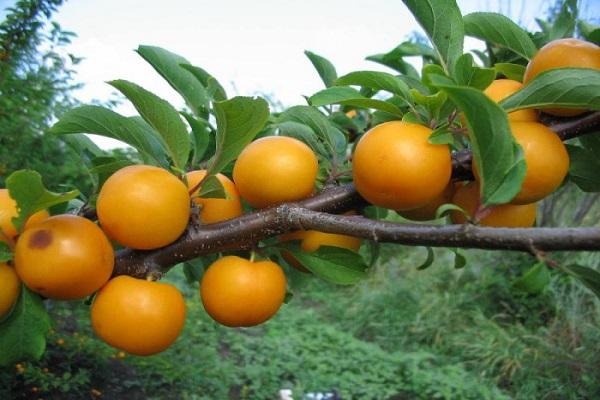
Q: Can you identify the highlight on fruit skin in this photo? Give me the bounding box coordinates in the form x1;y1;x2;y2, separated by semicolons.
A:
96;164;191;250
186;170;243;224
14;214;114;300
483;79;538;122
200;255;287;327
91;276;187;356
352;121;452;211
232;136;318;209
450;182;537;228
0;262;21;319
279;230;362;273
523;38;600;116
0;188;49;241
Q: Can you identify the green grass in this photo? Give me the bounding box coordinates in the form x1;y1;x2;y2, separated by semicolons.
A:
2;245;600;399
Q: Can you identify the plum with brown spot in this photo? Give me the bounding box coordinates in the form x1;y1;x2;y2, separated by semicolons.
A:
28;229;53;249
15;215;114;300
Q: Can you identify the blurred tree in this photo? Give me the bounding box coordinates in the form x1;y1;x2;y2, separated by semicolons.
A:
0;0;91;191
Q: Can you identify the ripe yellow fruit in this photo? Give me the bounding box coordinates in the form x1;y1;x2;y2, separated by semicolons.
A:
97;165;190;250
186;170;243;224
232;136;318;208
523;38;600;116
279;230;362;273
484;79;537;122
14;215;114;300
451;182;537;227
472;121;569;204
0;189;49;241
91;276;186;356
0;263;20;319
200;256;287;327
352;121;452;210
510;122;569;204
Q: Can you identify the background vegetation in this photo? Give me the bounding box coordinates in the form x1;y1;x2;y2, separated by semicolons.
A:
2;243;600;399
1;0;600;399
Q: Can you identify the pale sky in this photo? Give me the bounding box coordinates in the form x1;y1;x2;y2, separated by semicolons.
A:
5;0;599;148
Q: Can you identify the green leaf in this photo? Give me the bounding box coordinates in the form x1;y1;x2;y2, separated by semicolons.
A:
181;258;211;284
436;203;466;220
453;54;475;85
565;145;600;192
421;64;448;90
136;45;210;115
59;133;105;159
463;12;537;60
579;21;600;46
428;127;454;145
179;64;227;102
47;105;166;165
431;75;525;206
453;54;495;90
538;0;577;41
562;264;600;299
416;247;435;270
579;134;600;153
109;80;191;171
412;89;448;117
469;68;496;91
401;0;464;73
0;242;12;262
362;206;389;220
89;156;133;189
335;71;411;101
486;147;527;204
366;41;436;77
282;243;368;285
494;63;526;82
209;96;270;175
276;121;328;156
196;174;228;199
471;49;490;66
452;249;466;269
401;112;422;124
501;68;600;113
0;288;51;366
304;50;338;88
182;113;214;166
513;262;551;294
6;170;79;233
309;87;404;117
398;75;431;95
277;106;346;156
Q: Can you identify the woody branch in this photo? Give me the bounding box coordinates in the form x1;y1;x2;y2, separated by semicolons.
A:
113;111;600;278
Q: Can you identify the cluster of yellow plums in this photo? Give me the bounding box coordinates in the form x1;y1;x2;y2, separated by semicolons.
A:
358;38;599;227
0;37;598;356
0;135;346;356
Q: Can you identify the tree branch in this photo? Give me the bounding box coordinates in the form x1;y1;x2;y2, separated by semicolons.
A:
113;112;600;278
113;184;600;278
113;184;366;277
543;111;600;141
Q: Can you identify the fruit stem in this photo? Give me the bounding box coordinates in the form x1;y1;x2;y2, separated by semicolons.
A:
146;270;162;282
